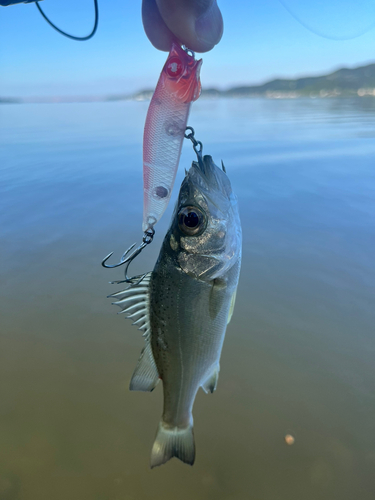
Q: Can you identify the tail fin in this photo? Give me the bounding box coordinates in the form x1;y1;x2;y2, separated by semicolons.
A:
150;421;195;468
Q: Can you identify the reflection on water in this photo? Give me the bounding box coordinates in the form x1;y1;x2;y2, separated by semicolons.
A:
1;98;375;499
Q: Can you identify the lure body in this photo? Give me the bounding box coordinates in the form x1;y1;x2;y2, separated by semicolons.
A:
142;43;202;232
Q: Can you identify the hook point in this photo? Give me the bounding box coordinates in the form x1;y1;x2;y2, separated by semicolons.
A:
102;252;114;268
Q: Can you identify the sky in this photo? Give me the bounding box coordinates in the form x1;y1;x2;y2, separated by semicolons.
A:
1;0;375;97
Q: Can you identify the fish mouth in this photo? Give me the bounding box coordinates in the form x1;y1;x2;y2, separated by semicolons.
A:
186;155;234;207
191;155;225;188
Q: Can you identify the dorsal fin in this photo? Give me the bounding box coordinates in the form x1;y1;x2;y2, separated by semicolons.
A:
109;273;152;341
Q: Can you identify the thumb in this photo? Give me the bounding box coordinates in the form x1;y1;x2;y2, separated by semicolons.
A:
155;0;223;53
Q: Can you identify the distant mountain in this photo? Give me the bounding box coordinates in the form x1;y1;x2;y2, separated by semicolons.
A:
0;97;21;104
130;62;375;101
222;63;375;98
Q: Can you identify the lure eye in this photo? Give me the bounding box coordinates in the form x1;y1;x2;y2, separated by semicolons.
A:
153;185;169;199
165;56;184;78
178;206;206;236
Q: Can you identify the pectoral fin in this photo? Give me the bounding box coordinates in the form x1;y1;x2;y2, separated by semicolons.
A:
201;365;220;394
227;287;237;324
208;278;227;320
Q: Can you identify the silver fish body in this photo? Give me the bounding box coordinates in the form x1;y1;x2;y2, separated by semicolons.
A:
112;155;241;467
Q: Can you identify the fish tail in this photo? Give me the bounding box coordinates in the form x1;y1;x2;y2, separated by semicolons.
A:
150;420;195;468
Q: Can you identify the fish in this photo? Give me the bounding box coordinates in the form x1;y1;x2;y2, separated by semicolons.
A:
142;42;202;233
110;154;242;467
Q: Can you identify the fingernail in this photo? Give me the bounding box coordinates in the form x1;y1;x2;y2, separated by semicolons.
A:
195;1;223;47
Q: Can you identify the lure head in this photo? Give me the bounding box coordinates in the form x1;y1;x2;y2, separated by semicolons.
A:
162;42;202;103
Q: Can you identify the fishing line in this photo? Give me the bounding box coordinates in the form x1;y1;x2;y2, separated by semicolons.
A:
278;0;375;40
35;0;98;41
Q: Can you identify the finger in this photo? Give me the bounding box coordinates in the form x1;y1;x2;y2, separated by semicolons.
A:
156;0;223;52
143;0;223;53
142;0;176;51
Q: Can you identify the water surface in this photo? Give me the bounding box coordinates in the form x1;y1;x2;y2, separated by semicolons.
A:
1;98;375;499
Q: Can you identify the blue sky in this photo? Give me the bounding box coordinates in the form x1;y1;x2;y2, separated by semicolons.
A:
1;0;375;97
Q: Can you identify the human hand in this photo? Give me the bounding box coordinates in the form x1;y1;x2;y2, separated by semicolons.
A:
142;0;223;53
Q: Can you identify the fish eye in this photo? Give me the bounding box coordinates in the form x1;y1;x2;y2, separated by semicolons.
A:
178;206;206;236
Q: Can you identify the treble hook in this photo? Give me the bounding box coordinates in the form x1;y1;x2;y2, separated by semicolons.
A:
101;227;154;285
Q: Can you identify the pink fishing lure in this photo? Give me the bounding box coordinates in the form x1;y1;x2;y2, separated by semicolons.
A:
142;42;202;232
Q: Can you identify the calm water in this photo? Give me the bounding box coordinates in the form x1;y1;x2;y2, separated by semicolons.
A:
0;98;375;499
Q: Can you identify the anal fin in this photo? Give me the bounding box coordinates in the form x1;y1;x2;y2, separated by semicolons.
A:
129;342;159;392
201;365;220;394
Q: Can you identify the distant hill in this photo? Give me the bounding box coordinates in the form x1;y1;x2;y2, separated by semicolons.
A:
0;97;21;104
131;62;375;101
221;63;375;98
